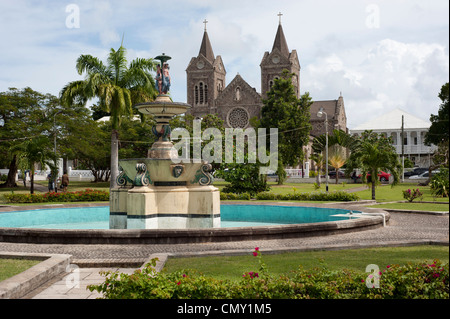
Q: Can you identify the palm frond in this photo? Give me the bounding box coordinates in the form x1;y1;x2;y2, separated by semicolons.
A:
107;46;128;84
59;80;88;107
76;54;111;78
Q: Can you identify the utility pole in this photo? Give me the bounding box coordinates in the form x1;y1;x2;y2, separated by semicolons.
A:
401;115;404;182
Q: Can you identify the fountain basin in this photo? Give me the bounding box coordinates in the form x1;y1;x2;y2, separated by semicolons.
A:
0;203;389;244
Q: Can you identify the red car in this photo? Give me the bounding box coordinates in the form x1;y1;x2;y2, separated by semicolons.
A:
365;171;391;182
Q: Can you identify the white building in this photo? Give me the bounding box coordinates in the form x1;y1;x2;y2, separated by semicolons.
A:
350;108;437;168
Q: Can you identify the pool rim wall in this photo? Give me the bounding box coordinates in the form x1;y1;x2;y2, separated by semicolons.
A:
0;202;389;245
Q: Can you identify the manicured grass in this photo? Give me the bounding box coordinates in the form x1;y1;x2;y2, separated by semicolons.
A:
372;202;449;212
163;245;449;281
34;180;110;192
355;183;448;203
0;258;41;282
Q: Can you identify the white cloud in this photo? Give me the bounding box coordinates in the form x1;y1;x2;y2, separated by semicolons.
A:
0;0;448;130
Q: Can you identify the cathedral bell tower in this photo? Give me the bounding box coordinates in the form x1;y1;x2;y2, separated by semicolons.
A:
260;13;300;99
186;20;226;118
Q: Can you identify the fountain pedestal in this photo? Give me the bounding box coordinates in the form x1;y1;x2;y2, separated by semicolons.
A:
110;157;220;229
109;84;220;229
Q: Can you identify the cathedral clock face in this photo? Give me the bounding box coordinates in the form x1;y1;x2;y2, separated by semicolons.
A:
272;55;280;64
196;61;205;69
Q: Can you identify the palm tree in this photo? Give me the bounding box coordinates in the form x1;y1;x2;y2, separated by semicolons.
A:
310;153;324;187
60;45;157;188
328;145;347;184
347;131;402;200
11;137;57;194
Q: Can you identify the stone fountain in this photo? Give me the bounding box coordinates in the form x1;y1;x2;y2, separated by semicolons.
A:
109;54;220;229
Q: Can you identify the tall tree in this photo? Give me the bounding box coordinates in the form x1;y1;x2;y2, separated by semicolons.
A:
259;70;312;184
312;129;358;154
60;45;158;188
425;82;449;146
10;136;57;194
328;146;347;184
0;87;53;188
347;131;402;200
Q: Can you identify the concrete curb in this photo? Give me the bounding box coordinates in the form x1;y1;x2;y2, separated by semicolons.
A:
163;239;449;258
0;252;72;299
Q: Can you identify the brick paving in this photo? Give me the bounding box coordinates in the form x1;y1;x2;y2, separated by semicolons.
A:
1;208;448;299
1;212;448;260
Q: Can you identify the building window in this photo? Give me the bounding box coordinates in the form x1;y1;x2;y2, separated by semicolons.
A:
199;82;204;104
195;81;208;106
227;107;249;128
194;85;199;105
235;87;241;101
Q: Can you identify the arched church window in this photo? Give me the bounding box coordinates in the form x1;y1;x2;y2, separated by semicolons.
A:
194;85;199;105
235;87;241;101
204;84;208;103
199;82;204;104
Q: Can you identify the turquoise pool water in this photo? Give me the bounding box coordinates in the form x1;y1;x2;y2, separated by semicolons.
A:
0;205;359;229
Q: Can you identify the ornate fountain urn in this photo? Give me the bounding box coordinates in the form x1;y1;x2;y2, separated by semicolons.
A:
109;54;220;230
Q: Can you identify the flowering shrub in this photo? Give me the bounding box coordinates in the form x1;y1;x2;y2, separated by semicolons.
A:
402;188;423;202
430;168;449;198
3;189;109;203
88;248;448;299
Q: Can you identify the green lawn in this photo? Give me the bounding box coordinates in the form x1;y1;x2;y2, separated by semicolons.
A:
355;183;448;203
163;246;449;281
0;258;41;282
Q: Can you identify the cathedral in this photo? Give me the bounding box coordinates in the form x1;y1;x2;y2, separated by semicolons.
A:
185;17;348;170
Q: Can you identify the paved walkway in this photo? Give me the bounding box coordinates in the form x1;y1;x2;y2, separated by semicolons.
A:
0;210;448;299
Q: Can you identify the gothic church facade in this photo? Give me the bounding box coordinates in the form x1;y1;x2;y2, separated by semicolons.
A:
186;19;348;167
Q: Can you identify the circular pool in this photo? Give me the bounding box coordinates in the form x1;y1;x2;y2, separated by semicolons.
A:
0;203;388;244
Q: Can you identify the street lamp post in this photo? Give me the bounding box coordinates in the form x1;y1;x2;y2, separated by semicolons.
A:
53;110;63;192
317;107;329;193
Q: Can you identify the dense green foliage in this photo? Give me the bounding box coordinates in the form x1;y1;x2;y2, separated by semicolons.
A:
88;251;448;299
430;167;449;197
220;190;358;201
217;159;270;195
254;190;359;201
425;82;449;146
259;70;312;183
346;131;402;200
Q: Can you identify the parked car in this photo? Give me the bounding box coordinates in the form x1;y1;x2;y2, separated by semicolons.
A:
404;167;428;177
363;171;391;182
328;170;346;178
409;170;440;179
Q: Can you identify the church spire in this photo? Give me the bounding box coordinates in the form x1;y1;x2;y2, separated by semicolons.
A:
271;13;289;58
199;20;215;63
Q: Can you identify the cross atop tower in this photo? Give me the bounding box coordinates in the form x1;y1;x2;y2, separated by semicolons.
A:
277;12;283;25
203;19;208;31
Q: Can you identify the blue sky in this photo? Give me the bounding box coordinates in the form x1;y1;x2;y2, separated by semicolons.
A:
0;0;448;129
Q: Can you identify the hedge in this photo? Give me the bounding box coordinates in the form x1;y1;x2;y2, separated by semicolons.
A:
3;189;109;203
88;249;448;299
220;190;359;202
